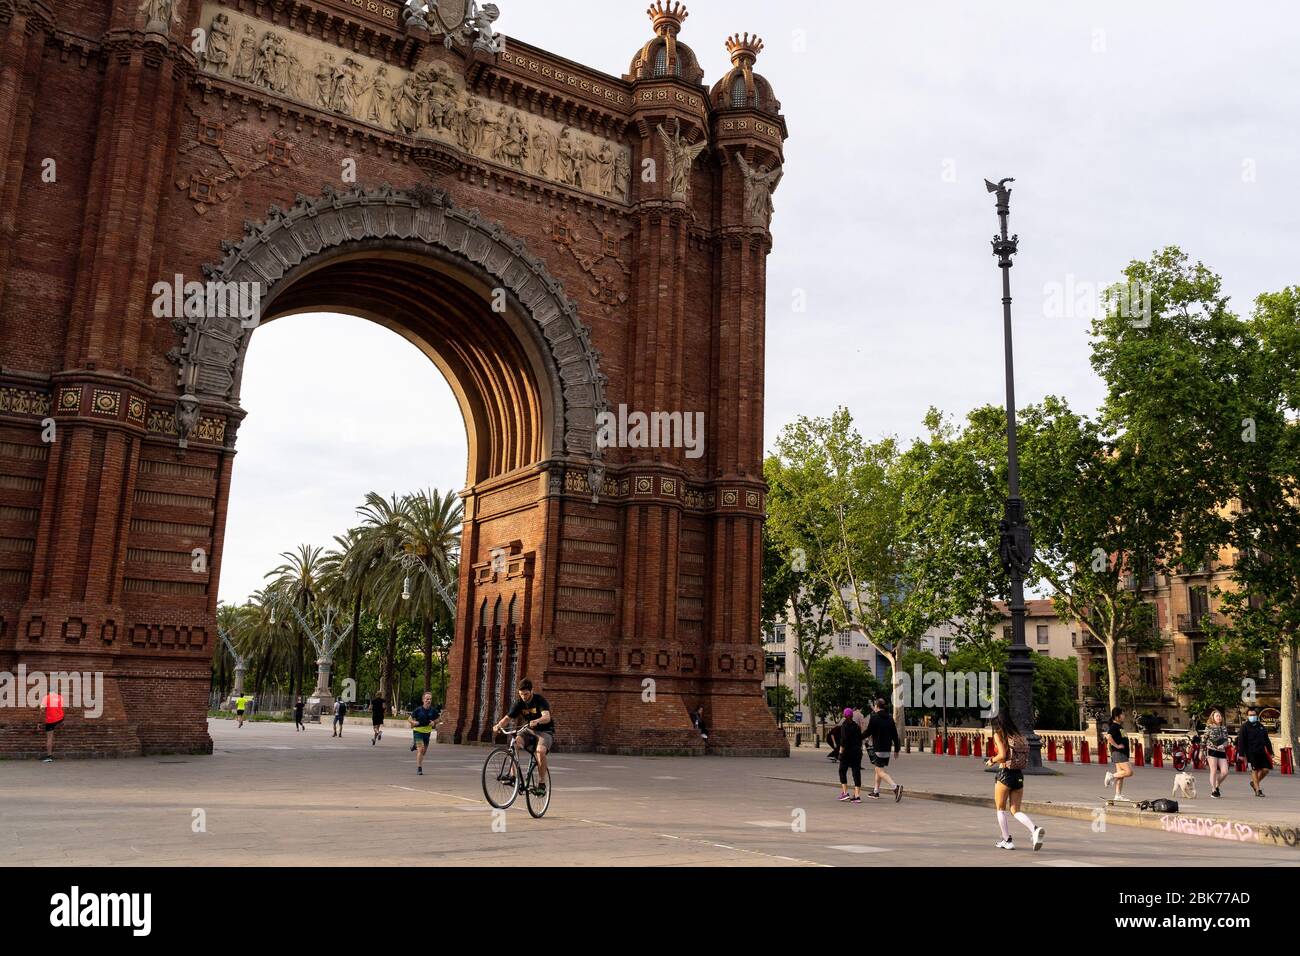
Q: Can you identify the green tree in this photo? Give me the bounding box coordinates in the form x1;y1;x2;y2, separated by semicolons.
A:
1173;640;1264;726
808;656;883;725
264;544;325;700
767;684;796;724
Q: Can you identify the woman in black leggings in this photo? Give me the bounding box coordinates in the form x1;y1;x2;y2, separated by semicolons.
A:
836;708;864;804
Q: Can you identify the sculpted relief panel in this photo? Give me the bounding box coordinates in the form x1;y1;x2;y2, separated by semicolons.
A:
199;4;632;203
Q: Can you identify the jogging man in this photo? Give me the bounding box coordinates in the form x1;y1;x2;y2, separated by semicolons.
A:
293;697;305;732
332;698;347;737
235;693;250;728
371;693;386;745
409;691;438;775
865;698;903;801
40;690;65;763
1103;707;1133;800
492;678;554;791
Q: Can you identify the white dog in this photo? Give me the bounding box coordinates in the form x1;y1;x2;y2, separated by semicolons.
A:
1172;772;1197;799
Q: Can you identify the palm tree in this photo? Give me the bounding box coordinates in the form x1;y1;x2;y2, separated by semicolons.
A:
397;488;463;696
264;544;325;700
354;493;408;706
240;590;294;703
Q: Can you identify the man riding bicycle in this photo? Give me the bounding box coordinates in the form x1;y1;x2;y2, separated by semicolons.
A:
492;678;554;792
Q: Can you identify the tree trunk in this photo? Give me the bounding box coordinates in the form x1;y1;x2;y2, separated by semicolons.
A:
884;649;904;731
348;590;362;686
1280;634;1296;752
380;618;399;709
422;617;433;694
1105;639;1119;713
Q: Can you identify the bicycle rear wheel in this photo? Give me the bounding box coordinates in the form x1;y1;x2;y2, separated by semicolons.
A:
525;761;552;818
482;747;520;809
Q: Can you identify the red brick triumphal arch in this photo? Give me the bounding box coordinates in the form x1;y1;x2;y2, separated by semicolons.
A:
0;0;789;756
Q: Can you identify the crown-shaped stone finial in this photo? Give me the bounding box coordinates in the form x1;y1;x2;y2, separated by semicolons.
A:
726;32;764;66
647;1;688;37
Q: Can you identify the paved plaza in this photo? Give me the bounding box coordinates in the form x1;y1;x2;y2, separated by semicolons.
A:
0;719;1295;867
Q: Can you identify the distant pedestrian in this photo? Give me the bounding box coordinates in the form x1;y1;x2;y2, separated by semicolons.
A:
691;706;708;740
235;694;250;728
985;710;1044;851
1237;706;1274;798
865;698;903;801
40;690;64;763
331;698;346;737
409;691;437;775
1103;707;1133;801
293;697;305;732
825;720;842;761
371;694;386;745
836;708;864;803
1202;707;1230;798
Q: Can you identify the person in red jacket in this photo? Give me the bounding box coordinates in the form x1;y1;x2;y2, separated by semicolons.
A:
41;690;65;763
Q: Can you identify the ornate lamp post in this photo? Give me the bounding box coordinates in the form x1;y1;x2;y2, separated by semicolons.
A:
985;177;1044;771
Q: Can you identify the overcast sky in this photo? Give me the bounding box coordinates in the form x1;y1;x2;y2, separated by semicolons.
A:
218;1;1300;604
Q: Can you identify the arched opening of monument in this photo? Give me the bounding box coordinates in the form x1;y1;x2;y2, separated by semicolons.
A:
216;240;561;731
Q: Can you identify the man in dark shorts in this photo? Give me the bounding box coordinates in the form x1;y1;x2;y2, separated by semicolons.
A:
234;693;250;728
1237;706;1275;797
331;698;347;737
1103;707;1133;801
293;697;305;732
492;678;554;791
409;692;437;775
41;690;64;763
371;694;385;745
865;698;903;801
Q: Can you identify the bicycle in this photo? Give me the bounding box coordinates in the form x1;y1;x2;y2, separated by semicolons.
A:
1170;734;1203;772
481;727;552;818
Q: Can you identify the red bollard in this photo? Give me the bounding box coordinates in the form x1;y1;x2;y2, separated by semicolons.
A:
1065;740;1074;763
1153;743;1163;768
1098;740;1108;763
1082;740;1091;763
934;735;942;754
947;735;957;756
959;736;970;757
1134;741;1144;767
972;737;983;758
1047;738;1057;762
1281;747;1294;775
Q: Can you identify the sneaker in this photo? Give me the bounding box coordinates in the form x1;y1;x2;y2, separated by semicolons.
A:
894;785;904;803
1031;826;1045;851
1103;771;1114;787
41;755;54;763
996;838;1015;850
371;737;376;746
410;742;417;752
849;796;862;804
1257;789;1265;798
837;792;852;802
867;790;880;800
1211;788;1221;798
417;766;423;775
1114;794;1133;802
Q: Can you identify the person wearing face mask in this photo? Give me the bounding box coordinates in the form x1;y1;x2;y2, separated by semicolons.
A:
1236;706;1274;797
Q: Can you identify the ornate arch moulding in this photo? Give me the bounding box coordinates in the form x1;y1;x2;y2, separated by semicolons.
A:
170;183;609;493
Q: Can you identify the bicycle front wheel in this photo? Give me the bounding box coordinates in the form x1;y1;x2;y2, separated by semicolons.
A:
482;747;520;809
525;762;552;818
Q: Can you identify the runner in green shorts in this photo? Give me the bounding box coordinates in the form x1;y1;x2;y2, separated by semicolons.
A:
408;691;437;776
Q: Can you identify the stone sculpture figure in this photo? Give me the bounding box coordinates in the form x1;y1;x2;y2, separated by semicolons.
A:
465;2;505;54
557;127;582;188
392;76;423;134
532;123;556;178
232;26;257;82
657;118;708;203
593;141;615;197
250;32;276;89
315;54;337;109
286;53;305;100
459;97;486;152
404;0;431;31
735;152;783;227
139;0;179;31
362;66;392;126
271;36;290;94
613;149;631;202
204;13;233;75
499;110;529;169
332;58;363;114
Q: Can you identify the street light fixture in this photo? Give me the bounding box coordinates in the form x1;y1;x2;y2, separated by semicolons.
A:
985;176;1045;771
940;650;949;750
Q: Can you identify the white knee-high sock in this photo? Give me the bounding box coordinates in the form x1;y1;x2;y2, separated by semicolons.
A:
1013;811;1036;833
996;810;1011;840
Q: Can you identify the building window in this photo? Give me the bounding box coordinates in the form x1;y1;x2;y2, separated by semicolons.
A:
492;596;503;627
1036;625;1049;645
731;75;747;107
1139;657;1159;688
653;48;683;78
838;633;851;649
775;625;785;645
508;594;519;626
1003;625;1012;641
939;637;954;656
479;599;488;628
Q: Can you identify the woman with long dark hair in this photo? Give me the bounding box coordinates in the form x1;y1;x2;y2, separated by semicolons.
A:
984;710;1044;851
